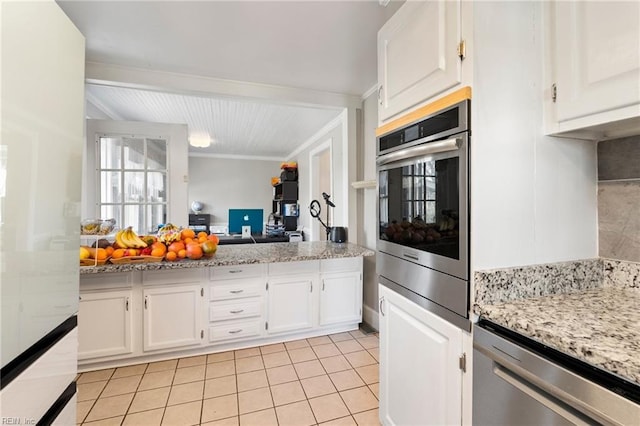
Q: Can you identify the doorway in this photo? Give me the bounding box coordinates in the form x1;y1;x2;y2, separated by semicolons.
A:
310;139;332;241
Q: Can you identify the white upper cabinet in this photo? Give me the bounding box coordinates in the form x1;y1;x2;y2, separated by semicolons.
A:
378;0;462;123
545;0;640;140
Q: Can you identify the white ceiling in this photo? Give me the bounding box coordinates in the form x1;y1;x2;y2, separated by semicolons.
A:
58;1;404;158
86;84;343;158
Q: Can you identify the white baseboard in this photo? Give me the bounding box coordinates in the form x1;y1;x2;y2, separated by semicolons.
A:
363;304;379;331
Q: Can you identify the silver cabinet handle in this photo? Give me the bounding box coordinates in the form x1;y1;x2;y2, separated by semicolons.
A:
229;289;244;294
322;280;325;291
228;269;243;274
144;296;148;309
310;282;313;293
228;329;243;334
378;85;383;105
125;297;129;311
229;309;244;314
379;296;385;316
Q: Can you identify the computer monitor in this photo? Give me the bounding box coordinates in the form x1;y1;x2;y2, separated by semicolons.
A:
228;209;264;235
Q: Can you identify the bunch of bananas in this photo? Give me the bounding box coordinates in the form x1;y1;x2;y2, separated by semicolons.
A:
115;227;148;249
157;223;181;243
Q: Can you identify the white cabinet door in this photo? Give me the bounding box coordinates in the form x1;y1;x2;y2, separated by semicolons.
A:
266;276;315;334
143;285;202;352
319;272;362;326
551;1;640;132
378;0;461;122
378;285;463;426
78;290;132;360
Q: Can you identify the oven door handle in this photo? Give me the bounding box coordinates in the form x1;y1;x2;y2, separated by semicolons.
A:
376;138;460;166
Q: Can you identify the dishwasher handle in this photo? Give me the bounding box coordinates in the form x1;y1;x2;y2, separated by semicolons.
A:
492;363;592;425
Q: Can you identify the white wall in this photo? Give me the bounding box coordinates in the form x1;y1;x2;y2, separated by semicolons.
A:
360;92;380;326
293;122;345;239
470;1;598;271
188;156;280;228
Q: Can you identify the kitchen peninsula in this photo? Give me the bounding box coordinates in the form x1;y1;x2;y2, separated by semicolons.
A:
78;242;374;371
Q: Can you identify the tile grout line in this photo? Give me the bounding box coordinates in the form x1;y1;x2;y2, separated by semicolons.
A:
80;332;379;426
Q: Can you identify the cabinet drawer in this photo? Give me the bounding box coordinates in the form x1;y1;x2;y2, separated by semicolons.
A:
142;268;203;286
80;272;132;291
268;260;319;276
321;257;362;273
210;264;265;281
209;298;263;322
210;279;264;301
209;318;262;342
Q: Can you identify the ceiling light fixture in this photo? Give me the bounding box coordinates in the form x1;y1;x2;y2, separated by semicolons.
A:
189;133;211;148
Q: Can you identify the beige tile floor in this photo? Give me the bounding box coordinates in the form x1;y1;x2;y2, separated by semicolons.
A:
76;330;380;426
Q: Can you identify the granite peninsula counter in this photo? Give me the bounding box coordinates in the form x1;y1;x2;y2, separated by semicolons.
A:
80;241;375;274
78;241;374;369
474;258;640;387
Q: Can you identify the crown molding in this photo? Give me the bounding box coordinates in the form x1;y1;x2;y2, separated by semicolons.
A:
361;83;379;101
189;152;282;162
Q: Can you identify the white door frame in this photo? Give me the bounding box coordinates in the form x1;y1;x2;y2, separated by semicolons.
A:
308;139;333;241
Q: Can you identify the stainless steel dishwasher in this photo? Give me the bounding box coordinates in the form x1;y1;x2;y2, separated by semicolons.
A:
473;321;640;426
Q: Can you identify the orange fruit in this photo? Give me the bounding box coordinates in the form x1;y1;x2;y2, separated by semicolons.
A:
105;246;115;256
207;234;219;244
165;251;177;261
201;241;217;256
111;248;126;259
198;235;207;243
197;231;208;240
151;242;167;254
183;237;194;245
168;241;185;253
150;247;165;257
177;249;187;259
181;229;196;240
186;244;203;260
88;247;108;260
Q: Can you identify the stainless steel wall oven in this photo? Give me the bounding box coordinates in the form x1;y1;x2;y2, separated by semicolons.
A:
377;99;470;330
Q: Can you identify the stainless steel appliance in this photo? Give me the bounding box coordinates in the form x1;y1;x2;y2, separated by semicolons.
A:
377;99;470;330
473;321;640;425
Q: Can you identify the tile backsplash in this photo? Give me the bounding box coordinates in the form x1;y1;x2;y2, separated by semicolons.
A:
598;136;640;262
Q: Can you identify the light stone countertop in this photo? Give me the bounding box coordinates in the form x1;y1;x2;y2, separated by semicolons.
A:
79;241;374;275
474;259;640;386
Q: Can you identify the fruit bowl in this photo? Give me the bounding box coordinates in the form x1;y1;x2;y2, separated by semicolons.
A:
81;218;116;235
110;255;164;264
80;257;110;266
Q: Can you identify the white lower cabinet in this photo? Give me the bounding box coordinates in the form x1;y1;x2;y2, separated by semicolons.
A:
319;272;361;326
143;285;203;352
78;290;133;360
78;257;364;368
378;285;463;426
266;275;315;334
207;273;266;343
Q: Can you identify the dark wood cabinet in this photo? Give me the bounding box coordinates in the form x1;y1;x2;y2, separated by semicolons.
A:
272;182;298;231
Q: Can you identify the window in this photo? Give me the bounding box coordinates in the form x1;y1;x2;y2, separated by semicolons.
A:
97;135;168;234
402;162;436;223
